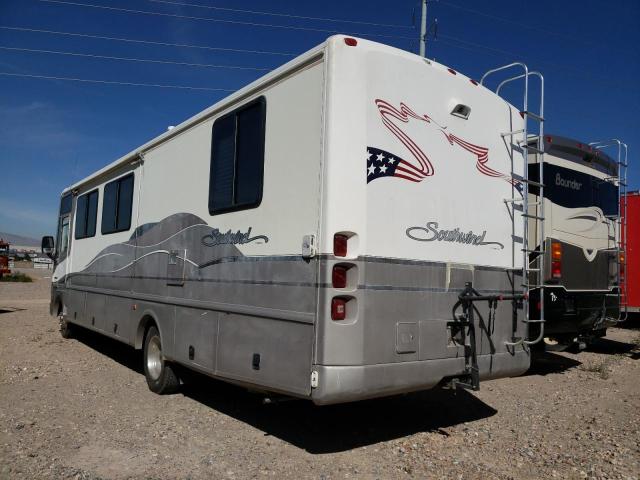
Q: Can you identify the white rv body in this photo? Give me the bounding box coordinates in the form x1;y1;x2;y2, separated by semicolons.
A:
49;36;529;404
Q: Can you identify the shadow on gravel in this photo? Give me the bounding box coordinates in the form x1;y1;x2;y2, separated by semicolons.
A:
72;326;497;454
526;351;582;376
587;337;640;359
73;327;144;375
183;377;497;454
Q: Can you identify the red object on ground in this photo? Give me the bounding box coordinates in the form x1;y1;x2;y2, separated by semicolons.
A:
622;192;640;312
0;239;11;277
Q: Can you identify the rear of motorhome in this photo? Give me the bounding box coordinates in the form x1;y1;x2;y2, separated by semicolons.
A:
44;36;539;404
526;136;626;348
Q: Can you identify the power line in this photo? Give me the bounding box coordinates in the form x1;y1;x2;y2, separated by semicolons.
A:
438;0;597;47
0;71;235;91
146;0;413;29
435;36;634;91
0;45;271;71
0;26;297;56
36;0;415;40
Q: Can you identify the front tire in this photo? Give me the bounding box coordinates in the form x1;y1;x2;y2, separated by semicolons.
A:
143;325;180;394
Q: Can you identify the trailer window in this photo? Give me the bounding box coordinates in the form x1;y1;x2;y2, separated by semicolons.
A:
75;189;99;239
209;97;265;214
101;173;135;234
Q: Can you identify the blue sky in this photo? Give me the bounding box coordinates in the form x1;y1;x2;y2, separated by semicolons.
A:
1;0;638;238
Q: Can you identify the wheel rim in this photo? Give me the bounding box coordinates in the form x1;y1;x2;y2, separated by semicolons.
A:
147;335;163;380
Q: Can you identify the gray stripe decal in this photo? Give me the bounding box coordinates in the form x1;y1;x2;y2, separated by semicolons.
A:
65;273;515;295
65;284;315;325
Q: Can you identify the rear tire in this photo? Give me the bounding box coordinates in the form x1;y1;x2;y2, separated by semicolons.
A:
59;316;75;339
143;325;180;394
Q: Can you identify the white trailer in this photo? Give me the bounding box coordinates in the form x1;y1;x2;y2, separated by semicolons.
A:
43;36;539;404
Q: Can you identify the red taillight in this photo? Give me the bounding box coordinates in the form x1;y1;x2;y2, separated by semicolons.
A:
331;298;346;320
447;68;457;75
551;242;562;279
332;265;348;288
334;234;348;257
551;261;562;279
536;301;541;311
469;79;478;85
620;254;626;281
344;37;357;46
545;135;552;143
519;111;525;119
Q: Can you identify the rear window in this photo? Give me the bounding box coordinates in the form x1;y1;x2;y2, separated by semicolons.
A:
75;189;99;239
208;97;266;214
101;173;135;234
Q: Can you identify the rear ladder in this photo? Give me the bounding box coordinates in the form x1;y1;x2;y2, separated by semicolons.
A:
480;63;546;347
588;139;629;322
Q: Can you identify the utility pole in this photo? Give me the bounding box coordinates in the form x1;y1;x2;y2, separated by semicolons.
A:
419;0;428;57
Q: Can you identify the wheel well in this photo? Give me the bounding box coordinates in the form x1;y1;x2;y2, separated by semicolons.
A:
135;315;157;350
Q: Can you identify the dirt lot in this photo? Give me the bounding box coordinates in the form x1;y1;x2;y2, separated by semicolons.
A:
1;269;639;479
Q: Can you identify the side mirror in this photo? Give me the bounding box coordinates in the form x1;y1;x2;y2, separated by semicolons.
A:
42;236;55;258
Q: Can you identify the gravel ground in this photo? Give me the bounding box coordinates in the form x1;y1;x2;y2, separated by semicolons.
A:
1;269;639;479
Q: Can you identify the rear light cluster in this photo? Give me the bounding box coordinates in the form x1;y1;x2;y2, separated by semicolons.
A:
331;233;355;321
620;253;626;282
551;241;562;279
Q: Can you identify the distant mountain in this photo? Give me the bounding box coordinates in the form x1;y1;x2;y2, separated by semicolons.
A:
0;232;40;247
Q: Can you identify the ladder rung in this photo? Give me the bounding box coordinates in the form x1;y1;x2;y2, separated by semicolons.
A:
525;268;541;272
524;319;545;324
522;284;544;288
501;129;525;137
521;111;544;122
511;174;544;188
522;213;545;220
522;144;544;154
522;248;545;253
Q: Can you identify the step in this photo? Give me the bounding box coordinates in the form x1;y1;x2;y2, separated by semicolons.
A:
521;111;544;122
501;128;525;137
511;173;544;188
522;213;545;220
521;144;544;154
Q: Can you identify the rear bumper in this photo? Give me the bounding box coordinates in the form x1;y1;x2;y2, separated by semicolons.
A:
310;350;530;405
529;286;619;339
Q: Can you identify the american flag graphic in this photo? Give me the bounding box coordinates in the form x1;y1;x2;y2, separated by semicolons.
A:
367;147;417;183
369;98;522;192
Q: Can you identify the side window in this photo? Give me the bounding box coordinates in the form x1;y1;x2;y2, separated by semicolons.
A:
56;193;72;258
101;173;135;234
208;97;266;214
75;189;99;239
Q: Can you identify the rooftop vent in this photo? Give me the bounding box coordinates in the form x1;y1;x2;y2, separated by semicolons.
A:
450;104;471;120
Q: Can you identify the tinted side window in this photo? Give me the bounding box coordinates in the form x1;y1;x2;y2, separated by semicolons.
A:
209;115;236;211
117;175;134;231
60;193;72;215
102;181;118;233
102;173;135;234
75;194;88;239
208;97;265;214
76;190;99;239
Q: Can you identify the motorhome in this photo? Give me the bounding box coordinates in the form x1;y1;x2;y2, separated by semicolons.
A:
43;36;542;404
526;136;627;349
